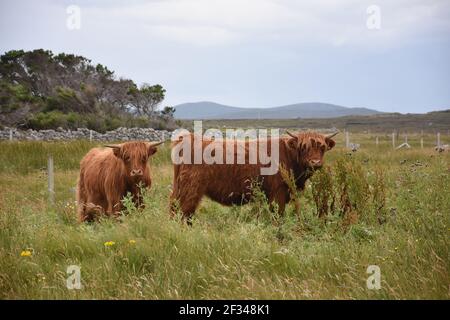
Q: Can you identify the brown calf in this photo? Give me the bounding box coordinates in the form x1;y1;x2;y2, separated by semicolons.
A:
76;141;163;222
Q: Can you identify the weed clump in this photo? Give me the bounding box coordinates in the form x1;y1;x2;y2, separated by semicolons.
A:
309;156;387;226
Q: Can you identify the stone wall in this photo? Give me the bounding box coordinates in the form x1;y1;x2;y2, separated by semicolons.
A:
1;126;341;142
0;127;171;142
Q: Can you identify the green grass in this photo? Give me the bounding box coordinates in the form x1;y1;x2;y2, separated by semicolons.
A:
0;135;449;299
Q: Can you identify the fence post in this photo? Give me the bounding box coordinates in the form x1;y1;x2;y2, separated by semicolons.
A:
48;156;54;205
375;136;379;147
9;129;13;141
437;132;441;147
345;131;350;148
392;132;395;149
89;130;93;142
420;137;424;149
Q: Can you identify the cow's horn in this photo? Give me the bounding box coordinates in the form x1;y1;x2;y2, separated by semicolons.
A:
326;131;339;139
148;141;164;147
104;144;120;149
286;130;297;139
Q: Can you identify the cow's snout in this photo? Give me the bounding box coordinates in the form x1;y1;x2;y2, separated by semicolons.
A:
308;159;322;168
130;169;143;176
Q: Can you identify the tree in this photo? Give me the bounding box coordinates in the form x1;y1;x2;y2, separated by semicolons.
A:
161;106;176;118
0;81;38;126
0;49;172;130
128;83;166;119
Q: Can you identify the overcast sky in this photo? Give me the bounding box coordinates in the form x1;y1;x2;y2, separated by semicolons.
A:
1;0;449;113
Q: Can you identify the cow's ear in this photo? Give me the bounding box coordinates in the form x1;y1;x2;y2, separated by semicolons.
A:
147;141;163;157
112;147;121;157
286;137;297;150
105;145;122;158
325;138;336;150
148;147;157;156
148;146;158;156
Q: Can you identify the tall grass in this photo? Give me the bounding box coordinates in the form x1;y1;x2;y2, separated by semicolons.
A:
0;136;448;299
0;140;172;174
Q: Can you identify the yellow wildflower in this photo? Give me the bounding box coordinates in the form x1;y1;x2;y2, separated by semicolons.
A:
104;241;115;247
129;240;136;245
21;250;32;257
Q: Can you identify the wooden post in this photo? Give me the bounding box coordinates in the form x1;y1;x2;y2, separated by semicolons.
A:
89;130;93;142
392;132;395;149
48;156;54;205
375;136;379;147
9;129;13;141
405;133;408;144
420;137;424;149
437;132;441;147
345;131;350;148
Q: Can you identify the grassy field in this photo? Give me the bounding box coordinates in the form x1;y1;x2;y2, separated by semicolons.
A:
0;133;449;299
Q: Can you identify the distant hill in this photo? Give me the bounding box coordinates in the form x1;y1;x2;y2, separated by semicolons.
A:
199;109;450;133
174;101;382;119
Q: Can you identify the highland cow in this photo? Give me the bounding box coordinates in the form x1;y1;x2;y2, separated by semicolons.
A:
77;141;163;222
169;131;337;224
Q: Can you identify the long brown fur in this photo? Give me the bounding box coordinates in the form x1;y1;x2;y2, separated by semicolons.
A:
76;141;160;222
169;131;336;223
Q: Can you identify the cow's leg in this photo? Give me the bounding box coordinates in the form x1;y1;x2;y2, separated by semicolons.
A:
105;192;122;218
83;203;103;222
268;190;288;216
171;178;205;225
77;174;104;222
107;201;122;218
180;191;205;225
83;193;106;222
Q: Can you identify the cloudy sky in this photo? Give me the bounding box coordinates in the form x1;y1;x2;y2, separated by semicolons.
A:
1;0;449;113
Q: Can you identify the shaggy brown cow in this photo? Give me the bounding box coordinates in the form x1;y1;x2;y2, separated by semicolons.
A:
77;141;163;222
170;131;337;223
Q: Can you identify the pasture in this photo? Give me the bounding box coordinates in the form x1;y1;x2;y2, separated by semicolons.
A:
0;133;449;299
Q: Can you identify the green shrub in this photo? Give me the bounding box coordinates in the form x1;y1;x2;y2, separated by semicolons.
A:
309;156;386;226
27;111;68;130
310;166;334;218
